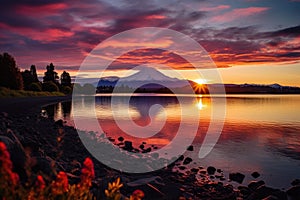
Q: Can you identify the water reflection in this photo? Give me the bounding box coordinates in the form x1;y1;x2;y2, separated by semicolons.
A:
44;95;300;188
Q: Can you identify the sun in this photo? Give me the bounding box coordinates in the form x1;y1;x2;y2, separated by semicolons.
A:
194;78;207;85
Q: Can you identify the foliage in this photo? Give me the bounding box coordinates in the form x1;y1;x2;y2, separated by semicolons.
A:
61;86;72;94
61;71;72;87
22;65;39;90
42;81;59;92
43;63;59;84
0;87;64;97
28;82;42;92
0;141;145;200
0;52;23;90
105;177;123;200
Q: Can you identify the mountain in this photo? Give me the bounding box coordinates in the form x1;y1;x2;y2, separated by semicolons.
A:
95;67;300;94
119;67;179;82
96;67;190;92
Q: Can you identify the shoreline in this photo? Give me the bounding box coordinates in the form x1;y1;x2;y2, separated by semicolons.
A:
0;96;299;199
0;95;72;115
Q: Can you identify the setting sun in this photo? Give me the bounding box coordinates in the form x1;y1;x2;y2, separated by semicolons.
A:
194;79;207;85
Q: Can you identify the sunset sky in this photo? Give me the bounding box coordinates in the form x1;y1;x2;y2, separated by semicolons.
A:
1;0;300;86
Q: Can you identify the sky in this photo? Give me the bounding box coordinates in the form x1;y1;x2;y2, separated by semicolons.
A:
1;0;300;86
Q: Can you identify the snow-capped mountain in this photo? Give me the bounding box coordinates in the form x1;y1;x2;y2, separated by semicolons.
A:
97;67;189;89
119;67;179;82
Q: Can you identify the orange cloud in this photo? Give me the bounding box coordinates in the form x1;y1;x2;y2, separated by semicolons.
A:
145;15;166;20
0;23;74;42
16;3;67;15
200;5;231;12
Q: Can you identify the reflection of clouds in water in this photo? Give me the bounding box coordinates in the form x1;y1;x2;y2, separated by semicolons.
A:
264;127;300;161
46;95;300;186
129;96;178;119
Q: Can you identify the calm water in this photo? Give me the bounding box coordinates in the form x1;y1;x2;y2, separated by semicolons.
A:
44;94;300;188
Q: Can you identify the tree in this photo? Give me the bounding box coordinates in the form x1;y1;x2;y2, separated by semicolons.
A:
43;63;59;84
28;82;42;92
22;65;40;90
0;53;23;90
30;65;39;82
60;71;71;87
42;81;59;92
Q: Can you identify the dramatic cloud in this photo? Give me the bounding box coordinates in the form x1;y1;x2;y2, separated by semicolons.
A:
0;0;299;74
210;7;270;23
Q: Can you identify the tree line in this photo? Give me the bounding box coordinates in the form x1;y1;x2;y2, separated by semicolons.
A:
0;52;72;94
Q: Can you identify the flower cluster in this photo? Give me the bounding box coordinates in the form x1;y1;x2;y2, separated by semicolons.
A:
36;175;46;191
51;171;69;195
129;190;145;200
80;157;95;187
0;141;19;190
0;142;145;200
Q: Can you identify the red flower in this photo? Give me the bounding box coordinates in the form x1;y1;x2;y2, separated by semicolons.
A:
36;175;46;190
0;142;10;161
0;142;19;186
80;157;95;187
131;189;145;200
82;157;95;178
52;171;69;195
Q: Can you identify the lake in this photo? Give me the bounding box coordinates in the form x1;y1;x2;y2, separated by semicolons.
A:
44;94;300;188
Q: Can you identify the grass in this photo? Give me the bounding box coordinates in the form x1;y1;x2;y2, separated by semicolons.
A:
0;87;65;98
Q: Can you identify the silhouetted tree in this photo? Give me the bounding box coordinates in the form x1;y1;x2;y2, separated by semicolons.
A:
42;81;59;92
60;71;71;87
0;53;23;90
22;65;40;90
43;63;59;84
28;82;42;92
30;65;39;82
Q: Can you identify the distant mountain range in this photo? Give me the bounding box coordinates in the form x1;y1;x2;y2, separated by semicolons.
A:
86;67;300;94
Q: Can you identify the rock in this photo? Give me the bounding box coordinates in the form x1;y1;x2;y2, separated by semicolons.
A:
287;185;300;200
142;147;151;153
1;112;8;117
117;136;124;142
183;157;192;165
207;166;216;175
178;166;186;170
291;179;300;186
190;168;199;173
248;180;265;190
139;144;145;149
187;145;194;151
177;155;184;161
262;195;279;200
229;172;245;184
238;186;251;196
108;137;115;142
123;141;133;151
217;169;223;173
251;171;260;178
248;185;287;200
